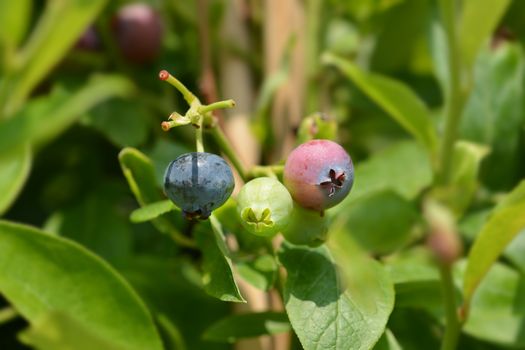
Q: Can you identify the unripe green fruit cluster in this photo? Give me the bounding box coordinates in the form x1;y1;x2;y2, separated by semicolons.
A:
163;139;354;246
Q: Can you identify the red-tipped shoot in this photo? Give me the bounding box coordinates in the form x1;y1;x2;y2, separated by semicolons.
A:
159;70;170;81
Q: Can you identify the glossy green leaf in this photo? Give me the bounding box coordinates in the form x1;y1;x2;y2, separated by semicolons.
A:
3;0;108;115
459;0;511;67
333;141;432;215
323;53;438;153
130;200;178;223
464;180;525;305
0;144;31;215
0;0;31;50
0;220;163;350
457;261;525;347
118;147;193;247
236;254;277;291
460;43;525;190
340;190;420;254
279;242;394;350
194;216;245;303
0;75;135;151
203;312;290;343
19;311;124;350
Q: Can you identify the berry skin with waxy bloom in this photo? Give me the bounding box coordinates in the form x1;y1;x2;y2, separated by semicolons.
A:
164;152;234;220
236;177;293;237
284;139;354;212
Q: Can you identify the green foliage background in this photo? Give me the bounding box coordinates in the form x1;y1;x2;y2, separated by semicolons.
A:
1;0;525;349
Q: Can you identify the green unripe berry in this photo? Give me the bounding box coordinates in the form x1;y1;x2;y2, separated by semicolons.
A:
282;205;329;246
296;112;338;145
237;177;293;237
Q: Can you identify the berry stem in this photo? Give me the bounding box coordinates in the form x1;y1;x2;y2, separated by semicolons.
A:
249;165;284;179
159;70;199;106
439;264;461;350
198;99;236;114
195;122;205;153
208;125;248;182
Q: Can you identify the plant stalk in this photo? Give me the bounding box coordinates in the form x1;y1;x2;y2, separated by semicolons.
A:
437;0;464;185
208;125;248;182
440;264;461;350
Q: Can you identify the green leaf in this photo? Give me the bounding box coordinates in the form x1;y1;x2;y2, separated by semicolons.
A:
339;190;420;254
372;329;402;350
84;98;150;148
505;229;525;273
459;0;511;67
0;75;135;151
49;184;133;266
120;256;230;350
236;254;278;291
323;53;438;154
432;141;489;217
0;220;163;350
0;0;31;50
333;141;432;215
203;312;290;343
384;248;441;310
130;200;178;223
460;43;525;190
194;216;245;303
463;180;525;305
118;147;193;247
19;311;124;350
457;261;525;347
3;0;108;115
279;242;394;350
0;144;31;215
156;314;187;350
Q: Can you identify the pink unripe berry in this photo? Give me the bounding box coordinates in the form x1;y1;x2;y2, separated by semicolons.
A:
284;139;354;211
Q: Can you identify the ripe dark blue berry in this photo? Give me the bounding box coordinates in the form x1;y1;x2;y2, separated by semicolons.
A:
284;139;354;211
164;152;234;220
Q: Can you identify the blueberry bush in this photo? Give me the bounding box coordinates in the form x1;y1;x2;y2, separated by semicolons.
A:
1;1;525;350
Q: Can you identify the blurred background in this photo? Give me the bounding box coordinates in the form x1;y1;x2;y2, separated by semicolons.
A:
1;0;525;349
